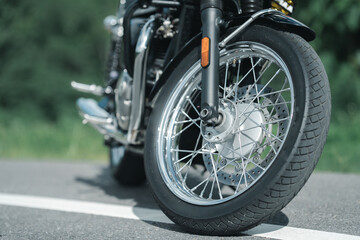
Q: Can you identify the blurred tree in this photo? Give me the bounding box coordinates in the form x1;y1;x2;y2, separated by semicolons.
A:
0;0;114;121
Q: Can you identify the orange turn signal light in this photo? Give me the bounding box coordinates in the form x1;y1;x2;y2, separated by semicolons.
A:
201;37;210;68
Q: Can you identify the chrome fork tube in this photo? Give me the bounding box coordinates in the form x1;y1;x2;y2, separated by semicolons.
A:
200;0;223;125
127;18;156;144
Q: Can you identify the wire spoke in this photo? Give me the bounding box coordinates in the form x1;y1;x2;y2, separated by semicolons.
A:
191;170;214;192
269;77;289;116
248;160;265;171
250;57;261;104
209;152;223;199
186;97;201;117
171;148;210;155
174;133;203;164
234;143;259;193
174;118;201;125
223;62;229;98
235;59;241;102
261;101;291;109
239;88;290;103
174;152;196;164
236;118;289;134
242;113;284;143
181;133;203;184
235;169;245;193
246;172;255;181
181;110;201;129
176;143;207;174
226;58;264;98
172;121;196;138
236;69;282;127
172;111;201;138
231;58;273;101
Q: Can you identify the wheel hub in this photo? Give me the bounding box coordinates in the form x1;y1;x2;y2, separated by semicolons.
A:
201;99;236;143
202;99;265;159
225;102;265;158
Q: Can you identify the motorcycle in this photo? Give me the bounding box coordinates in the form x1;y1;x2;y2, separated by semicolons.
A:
72;0;331;235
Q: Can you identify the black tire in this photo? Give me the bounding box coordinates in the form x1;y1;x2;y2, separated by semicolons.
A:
145;26;331;235
110;144;146;186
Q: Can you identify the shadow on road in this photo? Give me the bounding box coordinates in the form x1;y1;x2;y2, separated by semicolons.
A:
75;166;289;236
75;166;156;209
264;211;289;226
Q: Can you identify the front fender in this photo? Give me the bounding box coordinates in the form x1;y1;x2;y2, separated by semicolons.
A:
226;11;316;42
149;10;315;102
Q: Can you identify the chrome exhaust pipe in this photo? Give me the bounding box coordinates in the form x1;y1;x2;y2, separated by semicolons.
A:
76;98;128;145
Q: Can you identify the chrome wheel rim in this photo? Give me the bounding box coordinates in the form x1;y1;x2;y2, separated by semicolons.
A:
156;42;294;205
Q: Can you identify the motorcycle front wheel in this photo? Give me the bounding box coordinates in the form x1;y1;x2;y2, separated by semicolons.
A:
145;26;331;235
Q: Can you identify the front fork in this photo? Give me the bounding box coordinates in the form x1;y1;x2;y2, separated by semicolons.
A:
200;0;223;125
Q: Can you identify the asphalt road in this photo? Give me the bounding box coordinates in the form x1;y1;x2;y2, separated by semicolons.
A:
0;160;359;240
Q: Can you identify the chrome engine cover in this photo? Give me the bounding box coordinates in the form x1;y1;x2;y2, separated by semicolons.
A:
115;70;133;130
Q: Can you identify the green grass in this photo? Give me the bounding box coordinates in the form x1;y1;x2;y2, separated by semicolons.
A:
316;113;360;173
1;110;359;173
0;113;107;162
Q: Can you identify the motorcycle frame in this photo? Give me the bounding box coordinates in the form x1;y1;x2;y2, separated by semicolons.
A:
112;0;315;145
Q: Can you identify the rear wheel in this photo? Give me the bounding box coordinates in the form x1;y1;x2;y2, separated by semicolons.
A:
110;144;146;186
145;26;331;235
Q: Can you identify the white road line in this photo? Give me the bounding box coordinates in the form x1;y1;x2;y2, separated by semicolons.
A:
0;193;359;240
0;193;172;224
